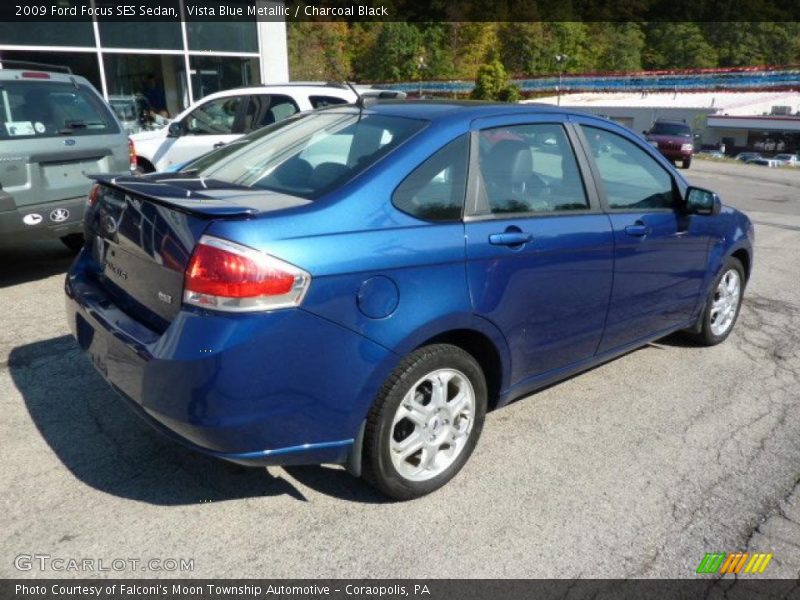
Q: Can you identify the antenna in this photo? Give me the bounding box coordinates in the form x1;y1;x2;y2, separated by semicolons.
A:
344;80;364;109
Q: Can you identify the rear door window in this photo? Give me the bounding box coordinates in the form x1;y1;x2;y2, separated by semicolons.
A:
240;94;300;133
0;80;118;139
309;95;349;109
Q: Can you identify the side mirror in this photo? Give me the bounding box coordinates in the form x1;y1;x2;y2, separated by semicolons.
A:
686;186;722;216
167;121;185;138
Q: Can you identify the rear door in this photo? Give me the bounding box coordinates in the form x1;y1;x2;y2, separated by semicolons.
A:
464;115;615;387
574;121;710;352
0;77;129;209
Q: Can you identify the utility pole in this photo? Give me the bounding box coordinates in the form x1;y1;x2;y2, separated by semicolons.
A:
555;54;568;106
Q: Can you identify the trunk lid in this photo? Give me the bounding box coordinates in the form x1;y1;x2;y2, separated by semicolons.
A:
86;174;311;332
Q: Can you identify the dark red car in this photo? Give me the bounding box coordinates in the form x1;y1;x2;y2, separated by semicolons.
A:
645;120;694;169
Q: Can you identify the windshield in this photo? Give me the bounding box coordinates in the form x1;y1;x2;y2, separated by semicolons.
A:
189;111;426;199
650;122;691;137
0;81;118;139
110;100;136;121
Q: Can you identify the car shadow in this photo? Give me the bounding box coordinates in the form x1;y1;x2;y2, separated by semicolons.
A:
0;240;75;288
9;335;314;505
650;331;703;349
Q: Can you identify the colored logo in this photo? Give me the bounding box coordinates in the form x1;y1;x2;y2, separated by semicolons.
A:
64;139;76;146
696;552;773;575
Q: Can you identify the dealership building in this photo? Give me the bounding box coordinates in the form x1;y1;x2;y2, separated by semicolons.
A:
528;91;800;154
0;10;288;117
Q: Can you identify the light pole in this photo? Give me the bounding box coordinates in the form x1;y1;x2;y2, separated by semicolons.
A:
417;55;427;98
555;54;568;106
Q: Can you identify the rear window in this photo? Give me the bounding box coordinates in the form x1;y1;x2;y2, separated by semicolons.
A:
192;111;426;200
0;80;119;139
650;122;691;136
309;95;349;109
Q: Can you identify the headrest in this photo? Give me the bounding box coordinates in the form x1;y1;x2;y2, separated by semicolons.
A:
483;140;532;185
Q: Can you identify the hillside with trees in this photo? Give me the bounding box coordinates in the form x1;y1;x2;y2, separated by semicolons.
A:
287;22;800;83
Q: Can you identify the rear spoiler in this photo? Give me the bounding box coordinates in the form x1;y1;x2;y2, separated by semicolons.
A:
88;174;258;218
88;173;311;218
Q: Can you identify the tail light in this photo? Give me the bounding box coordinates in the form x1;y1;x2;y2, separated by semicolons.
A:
87;183;101;207
128;138;137;172
21;71;50;79
184;235;311;312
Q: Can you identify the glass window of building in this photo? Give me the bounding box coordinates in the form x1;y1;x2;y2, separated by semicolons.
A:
190;56;260;100
104;54;189;118
186;22;258;53
99;20;182;50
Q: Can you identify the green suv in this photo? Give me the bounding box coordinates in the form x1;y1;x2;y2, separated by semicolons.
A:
0;66;132;250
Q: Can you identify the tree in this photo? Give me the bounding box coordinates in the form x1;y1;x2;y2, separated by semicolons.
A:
643;23;718;69
471;57;521;102
287;22;351;81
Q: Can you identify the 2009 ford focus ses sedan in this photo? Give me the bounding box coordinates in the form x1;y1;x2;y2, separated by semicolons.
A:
66;102;753;499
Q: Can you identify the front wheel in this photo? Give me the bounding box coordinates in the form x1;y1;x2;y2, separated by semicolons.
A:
688;257;745;346
682;158;692;169
362;344;487;500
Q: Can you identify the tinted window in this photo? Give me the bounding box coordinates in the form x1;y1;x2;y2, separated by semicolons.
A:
310;95;349;109
185;96;244;135
650;122;691;136
393;135;469;221
581;125;675;210
478;123;588;214
0;81;118;139
195;112;426;199
241;94;300;132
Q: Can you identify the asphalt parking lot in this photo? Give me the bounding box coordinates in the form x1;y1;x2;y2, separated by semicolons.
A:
1;159;799;579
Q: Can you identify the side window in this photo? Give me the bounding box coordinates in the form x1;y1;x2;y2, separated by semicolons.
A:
241;94;300;133
185;96;244;135
581;125;675;210
309;95;349;109
392;135;469;221
478;123;589;215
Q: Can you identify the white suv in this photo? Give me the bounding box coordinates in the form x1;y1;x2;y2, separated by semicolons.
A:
131;83;359;173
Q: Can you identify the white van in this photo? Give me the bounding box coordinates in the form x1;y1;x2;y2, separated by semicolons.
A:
131;83;359;173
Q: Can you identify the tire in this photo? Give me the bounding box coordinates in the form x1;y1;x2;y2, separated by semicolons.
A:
362;344;487;500
60;233;85;253
687;257;745;346
682;158;692;169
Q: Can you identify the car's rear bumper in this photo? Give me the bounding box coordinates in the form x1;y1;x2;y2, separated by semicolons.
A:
0;194;85;242
65;250;394;466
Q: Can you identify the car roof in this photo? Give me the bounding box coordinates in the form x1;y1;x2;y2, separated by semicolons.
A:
319;100;604;124
205;84;355;98
0;68;92;86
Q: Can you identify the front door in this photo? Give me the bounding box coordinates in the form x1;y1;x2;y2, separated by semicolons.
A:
576;123;710;352
156;94;246;170
464;118;615;387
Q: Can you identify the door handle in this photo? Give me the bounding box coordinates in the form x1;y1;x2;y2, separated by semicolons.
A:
624;223;651;237
488;231;533;247
213;142;226;149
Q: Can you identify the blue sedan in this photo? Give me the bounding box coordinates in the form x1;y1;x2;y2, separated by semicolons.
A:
65;102;753;499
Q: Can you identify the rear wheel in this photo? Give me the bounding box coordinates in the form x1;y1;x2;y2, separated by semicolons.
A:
362;344;487;500
687;257;744;346
60;233;84;253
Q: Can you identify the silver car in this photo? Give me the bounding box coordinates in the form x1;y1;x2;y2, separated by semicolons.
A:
0;66;132;251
